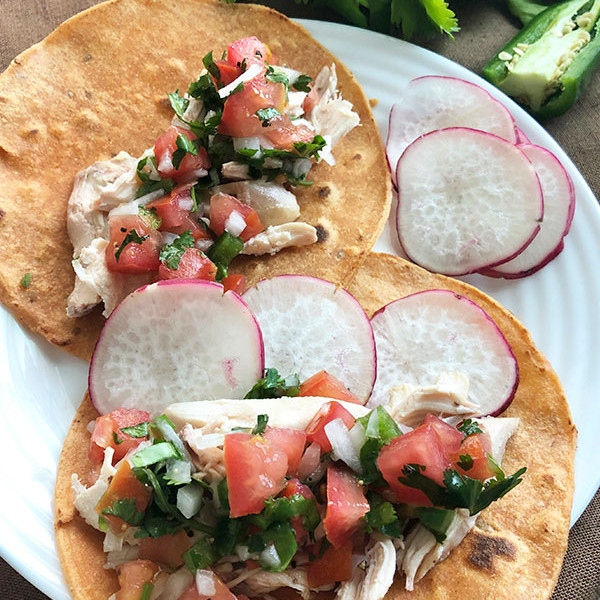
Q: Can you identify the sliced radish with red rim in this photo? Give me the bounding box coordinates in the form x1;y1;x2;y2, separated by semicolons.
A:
386;76;516;185
243;275;376;403
89;280;264;415
481;144;575;279
396;127;543;275
370;289;518;416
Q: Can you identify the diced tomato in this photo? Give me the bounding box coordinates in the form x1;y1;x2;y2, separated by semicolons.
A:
305;401;356;453
324;466;369;548
377;423;450;506
451;432;495;481
221;273;246;294
263;427;307;475
263;116;315;151
115;559;159;600
423;414;463;455
89;408;150;465
224;432;288;518
215;60;242;85
138;530;192;569
154;125;210;181
96;461;152;533
281;477;316;543
302;85;320;116
300;370;362;405
158;248;217;281
165;216;212;241
209;193;263;242
146;185;191;229
296;441;322;481
105;215;162;274
218;76;287;138
227;36;270;67
177;573;236;600
306;542;352;588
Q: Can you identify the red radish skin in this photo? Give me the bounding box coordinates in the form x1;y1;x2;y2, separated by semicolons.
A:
243;275;376;403
481;144;575;279
386;76;516;186
89;280;264;415
515;127;531;144
369;289;518;416
395;127;543;276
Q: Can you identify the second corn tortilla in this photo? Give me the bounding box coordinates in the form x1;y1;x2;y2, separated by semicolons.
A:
55;252;576;600
0;0;391;362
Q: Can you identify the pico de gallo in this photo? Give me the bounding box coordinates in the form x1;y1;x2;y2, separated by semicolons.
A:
67;36;360;318
73;368;525;600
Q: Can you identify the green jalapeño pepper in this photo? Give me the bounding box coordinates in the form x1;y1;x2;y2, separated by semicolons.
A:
483;0;600;119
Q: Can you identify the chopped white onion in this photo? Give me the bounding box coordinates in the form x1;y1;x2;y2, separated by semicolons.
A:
166;459;192;486
176;482;203;518
219;63;262;99
262;157;283;169
225;210;247;237
108;190;165;218
195;239;213;252
178;195;195;211
235;544;251;561
325;418;363;473
157;151;174;174
154;417;190;460
191;432;226;450
297;441;321;481
160;568;193;600
103;528;124;553
233;136;261;154
161;232;179;246
319;135;336;166
290;158;312;179
187;167;209;180
348;421;367;452
260;544;281;569
196;570;217;596
104;545;139;569
273;65;302;83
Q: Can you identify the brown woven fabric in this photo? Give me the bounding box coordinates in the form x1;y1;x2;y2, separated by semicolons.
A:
1;0;599;599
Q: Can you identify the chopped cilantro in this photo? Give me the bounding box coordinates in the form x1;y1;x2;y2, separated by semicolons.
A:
168;90;189;120
256;107;281;127
258;522;298;572
120;422;149;438
252;414;269;435
183;537;218;572
244;368;301;399
457;419;483;439
293;135;327;159
138;206;162;230
135;156;174;199
112;432;123;446
202;50;221;84
229;82;245;96
172;133;199;170
101;498;145;526
364;492;404;537
159;231;196;270
292;74;312;93
457;453;474;471
20;273;31;288
415;506;456;543
398;463;527;515
115;229;148;263
266;65;289;87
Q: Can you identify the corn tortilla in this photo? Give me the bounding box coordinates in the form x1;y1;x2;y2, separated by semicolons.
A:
0;0;391;361
55;252;576;600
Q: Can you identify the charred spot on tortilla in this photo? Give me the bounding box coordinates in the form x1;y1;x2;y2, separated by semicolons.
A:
468;533;516;571
83;54;93;62
315;224;329;243
0;208;5;222
72;326;82;336
318;186;330;198
353;153;362;160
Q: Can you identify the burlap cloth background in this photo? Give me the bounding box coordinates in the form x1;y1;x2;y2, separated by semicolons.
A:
1;0;599;598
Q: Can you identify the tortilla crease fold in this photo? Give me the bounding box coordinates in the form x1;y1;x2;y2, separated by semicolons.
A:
55;253;576;600
0;0;391;361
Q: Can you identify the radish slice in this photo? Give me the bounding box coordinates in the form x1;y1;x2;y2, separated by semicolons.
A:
481;144;575;278
243;275;376;403
386;76;516;185
370;290;518;416
89;280;264;415
396;127;543;275
515;127;531;144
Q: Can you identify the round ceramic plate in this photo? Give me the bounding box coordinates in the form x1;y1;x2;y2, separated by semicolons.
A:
0;19;598;600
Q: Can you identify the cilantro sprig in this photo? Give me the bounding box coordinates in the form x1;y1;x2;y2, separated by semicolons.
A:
244;368;301;399
115;229;148;263
159;231;196;270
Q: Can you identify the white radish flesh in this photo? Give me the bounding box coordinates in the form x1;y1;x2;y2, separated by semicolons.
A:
243;275;376;403
370;289;518;416
481;144;575;278
89;280;264;415
386;76;516;185
396;127;543;275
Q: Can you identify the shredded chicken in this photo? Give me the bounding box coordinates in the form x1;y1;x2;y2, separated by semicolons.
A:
242;223;318;255
215;181;300;227
310;64;360;147
337;537;396;600
221;161;251;181
387;372;478;427
181;424;226;482
235;568;312;600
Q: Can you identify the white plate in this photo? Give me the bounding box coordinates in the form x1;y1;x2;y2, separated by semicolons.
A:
0;19;598;600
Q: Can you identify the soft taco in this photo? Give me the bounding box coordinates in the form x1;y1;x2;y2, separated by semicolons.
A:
0;0;390;361
54;253;576;600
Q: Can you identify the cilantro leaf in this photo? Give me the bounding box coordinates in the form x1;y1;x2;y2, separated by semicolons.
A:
183;537;218;572
20;273;31;288
159;231;196;270
364;492;404;537
258;522;298;572
266;65;290;87
115;229;148;263
293;135;327;159
256;107;281;127
244;368;301;399
457;453;474;471
391;0;458;39
203;50;221;84
112;432;123;445
252;414;269;435
249;495;321;532
457;419;483;439
292;74;313;93
120;422;150;438
102;498;145;526
172;133;198;170
414;506;455;543
168;90;190;121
